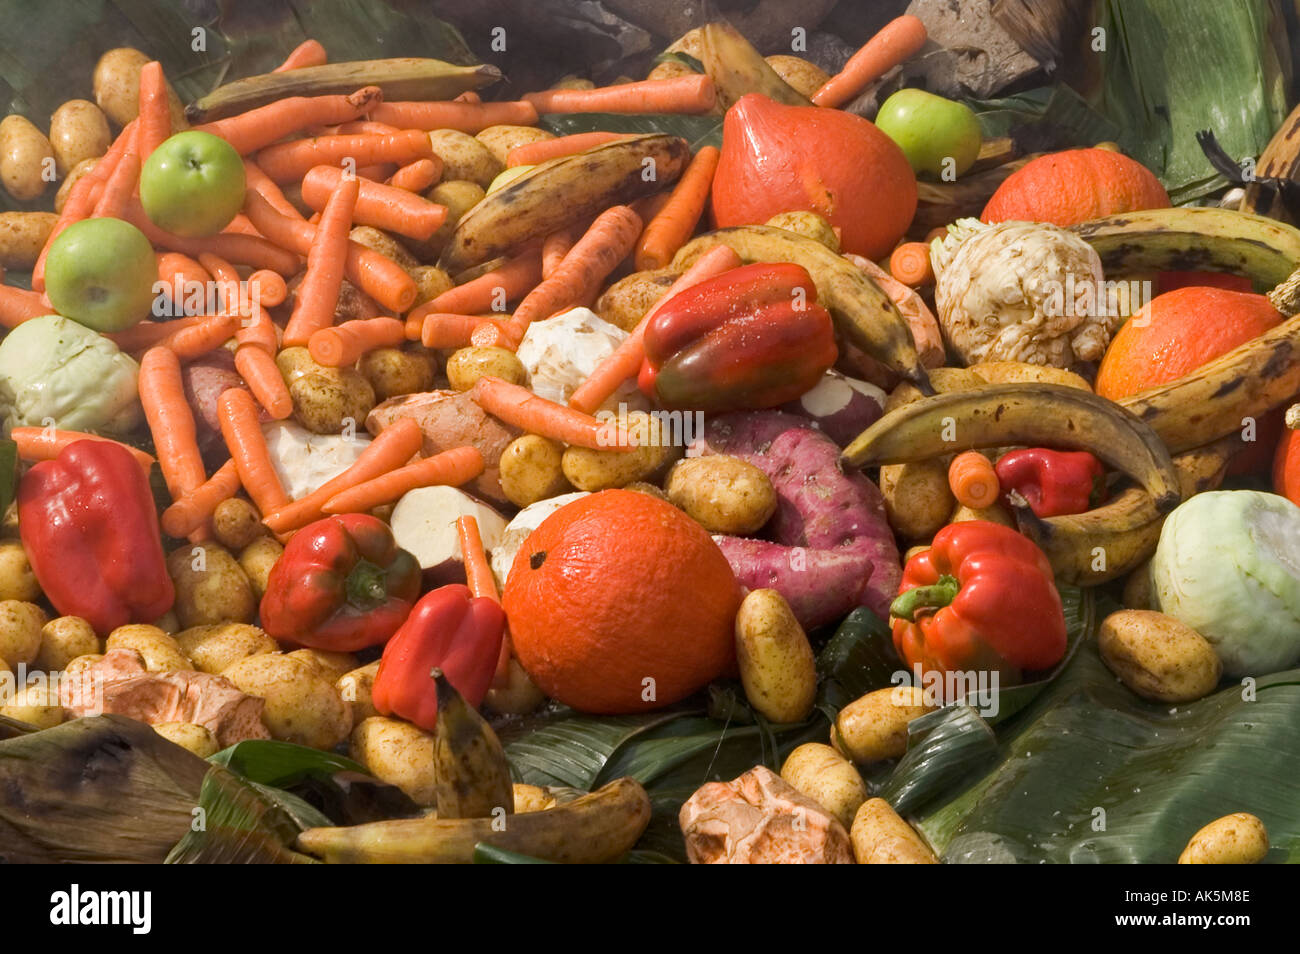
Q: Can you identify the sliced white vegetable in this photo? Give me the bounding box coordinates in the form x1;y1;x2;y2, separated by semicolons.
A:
391;485;508;575
516;307;643;410
490;491;589;591
262;420;370;501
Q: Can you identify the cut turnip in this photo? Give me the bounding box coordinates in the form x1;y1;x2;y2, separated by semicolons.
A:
390;485;508;583
490;491;590;592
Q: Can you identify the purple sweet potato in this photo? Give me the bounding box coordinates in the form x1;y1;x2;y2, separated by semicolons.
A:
781;370;885;447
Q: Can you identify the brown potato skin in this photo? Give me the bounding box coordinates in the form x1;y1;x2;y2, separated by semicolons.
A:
1098;609;1222;703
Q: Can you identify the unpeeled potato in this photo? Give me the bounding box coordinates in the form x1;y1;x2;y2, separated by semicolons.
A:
850;798;939;864
1178;813;1269;864
475;124;554;166
0;115;54;201
833;685;935;763
1098;609;1221;702
48;100;110;175
93;48;187;128
780;743;867;830
734;589;816;723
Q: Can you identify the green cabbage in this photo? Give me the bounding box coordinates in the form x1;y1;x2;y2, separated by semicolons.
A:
0;316;142;437
1151;490;1300;678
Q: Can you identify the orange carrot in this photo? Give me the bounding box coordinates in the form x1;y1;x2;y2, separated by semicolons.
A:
541;227;577;279
410;248;542;322
256;130;434;183
948;451;1000;510
330;120;401;136
0;285;53;329
243;159;304;219
525;75;716;115
139;347;207;500
629;190;672;225
196;251;242;315
222;212;262;236
273;39;328;72
91;126;141;219
567;243;741;414
219;388;290;515
261;417;423;533
160;459;241;538
124;200;302;274
235;344;293;419
248;268;288;307
455;513;498;601
300;165;446;240
160;312;239;360
455;91;481;104
107;315;204;353
321;446;485;514
235;298;279;352
195;87;382;155
416;313;503;349
888;242;935;287
812;15;928;108
634;145;719;270
157;252;211;311
370;100;538;133
282;175;358;346
308;316;405;367
470;376;631;451
924;226;948;244
355;163;398;182
11;428;155;474
506;132;629;167
387;158;441;192
136;61;171;160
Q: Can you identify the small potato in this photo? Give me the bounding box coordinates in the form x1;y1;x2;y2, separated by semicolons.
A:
153;610;180;634
885;367;987;413
0;115;54;201
0;539;41;601
445;346;526;391
483;658;547;716
764;211;839;252
212;497;266;551
0;212;57;270
1098;609;1221;703
65;653;104;677
1122;560;1155;610
595;267;679;332
1178;813;1269;864
106;625;191;672
349;226;420;271
278;347;377;434
499;435;570;508
666;455;777;535
879;460;954;541
418;179;485;258
287;648;359;681
904;544;930;562
223;653;352;750
551;74;596;90
35;616;100;672
624;481;669;502
350;715;437;805
55;157;97;213
561;411;679;491
0;681;64;729
410;265;454;306
336;661;381;723
780;742;867;830
735;589;816;723
48;99;110;175
850;798;939;864
360;347;435;401
427;130;503;189
167;544;257;629
950;501;1015;527
475;124;554;166
764;55;832;99
177;622;277;675
93;48;187;128
834;685;936;764
513;782;558;813
239;537;284;598
154;722;219;758
0;600;46;668
967;361;1092;392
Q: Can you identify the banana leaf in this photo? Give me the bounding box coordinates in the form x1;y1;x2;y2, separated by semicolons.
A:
165;764;322;863
966;85;1120;150
538;113;723;152
210;739;364;787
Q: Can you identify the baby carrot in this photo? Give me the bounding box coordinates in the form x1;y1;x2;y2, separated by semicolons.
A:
320;446;485;515
506;132;629;167
370;100;538;133
0;285;53;329
409;248;542;321
136;61;171;160
159;312;239;361
308;316;405;367
11;428;155;474
139;347;207;500
125;200;302;274
812;15;928;108
634;145;719;271
525;75;716;114
300;165;446;240
273;39;328;73
470;376;632;451
283;175;358;346
235;344;293;420
256;130;434;183
949;451;1001;510
195;87;383;155
889;242;935;287
219;387;290;515
160;459;241;538
387;157;441;192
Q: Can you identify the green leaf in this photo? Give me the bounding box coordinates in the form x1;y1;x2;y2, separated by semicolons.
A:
653;51;705;74
538;113;723;152
878;704;998;816
209;739;365;788
0;439;16;519
966;85;1119;148
165;764;320;864
816;607;901;710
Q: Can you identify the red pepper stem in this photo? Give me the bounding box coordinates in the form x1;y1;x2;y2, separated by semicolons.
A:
890;574;960;622
345;558;390;611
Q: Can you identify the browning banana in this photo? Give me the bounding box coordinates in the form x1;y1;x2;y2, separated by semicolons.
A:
431;669;514;821
698;21;810;110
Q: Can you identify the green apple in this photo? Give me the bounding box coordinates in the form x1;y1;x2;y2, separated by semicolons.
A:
44;218;158;332
875;89;982;179
140;130;246;237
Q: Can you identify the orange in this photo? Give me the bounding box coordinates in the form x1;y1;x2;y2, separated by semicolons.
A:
1273;428;1300;505
502;489;741;714
982;148;1170;227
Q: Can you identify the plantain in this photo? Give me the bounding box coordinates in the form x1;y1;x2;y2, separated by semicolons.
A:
842;383;1182;514
438;134;690;272
187;59;501;122
431;669;514;820
295;777;651;864
672;225;932;393
697;21;810;110
911;156;1034;237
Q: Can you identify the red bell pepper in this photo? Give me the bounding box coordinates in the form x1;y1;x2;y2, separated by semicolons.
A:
640;261;837;411
995;448;1106;518
371;583;504;731
260;514;421;651
890;520;1067;686
17;439;174;634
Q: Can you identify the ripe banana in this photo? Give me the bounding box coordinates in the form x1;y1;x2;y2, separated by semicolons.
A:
432;669;514;821
672;225;932;393
841;383;1182;514
1070;206;1300;289
698;21;810;110
295;777;651;864
439;134;690;272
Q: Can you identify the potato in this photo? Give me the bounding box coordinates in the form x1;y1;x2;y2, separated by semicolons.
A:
93;48;186;128
212;497;266;551
1122;559;1155;610
167;544;257;628
154;722;219;758
885;366;987;414
445;346;526;391
427;130;503;189
903;544;930;563
349;715;437;805
177;622;277;675
475;124;554;166
1098;609;1222;703
336;661;381;723
0;600;46;668
624;481;669;501
48;99;110;175
65;653;104;677
223;653;352;750
967;361;1092;392
0;212;57;270
950;501;1015;527
879;460;954;541
834;685;936;763
483;658;547;716
0;539;40;601
106;624;191;672
734;589;816;723
287;648;359;681
765;55;832;99
349;226;420;272
153;610;180;634
551;74;596;90
239;537;283;599
1178;813;1269;864
413;179;485;259
0;681;64;729
667;455;777;535
595;267;679;332
561;411;679;491
360;347;435;401
764;211;839;252
35;616;100;672
54;157;97;213
0;115;54;201
499;435;570;508
410;265;454;306
850;798;939;864
512;782;558;813
277;346;377;434
780;742;867;830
